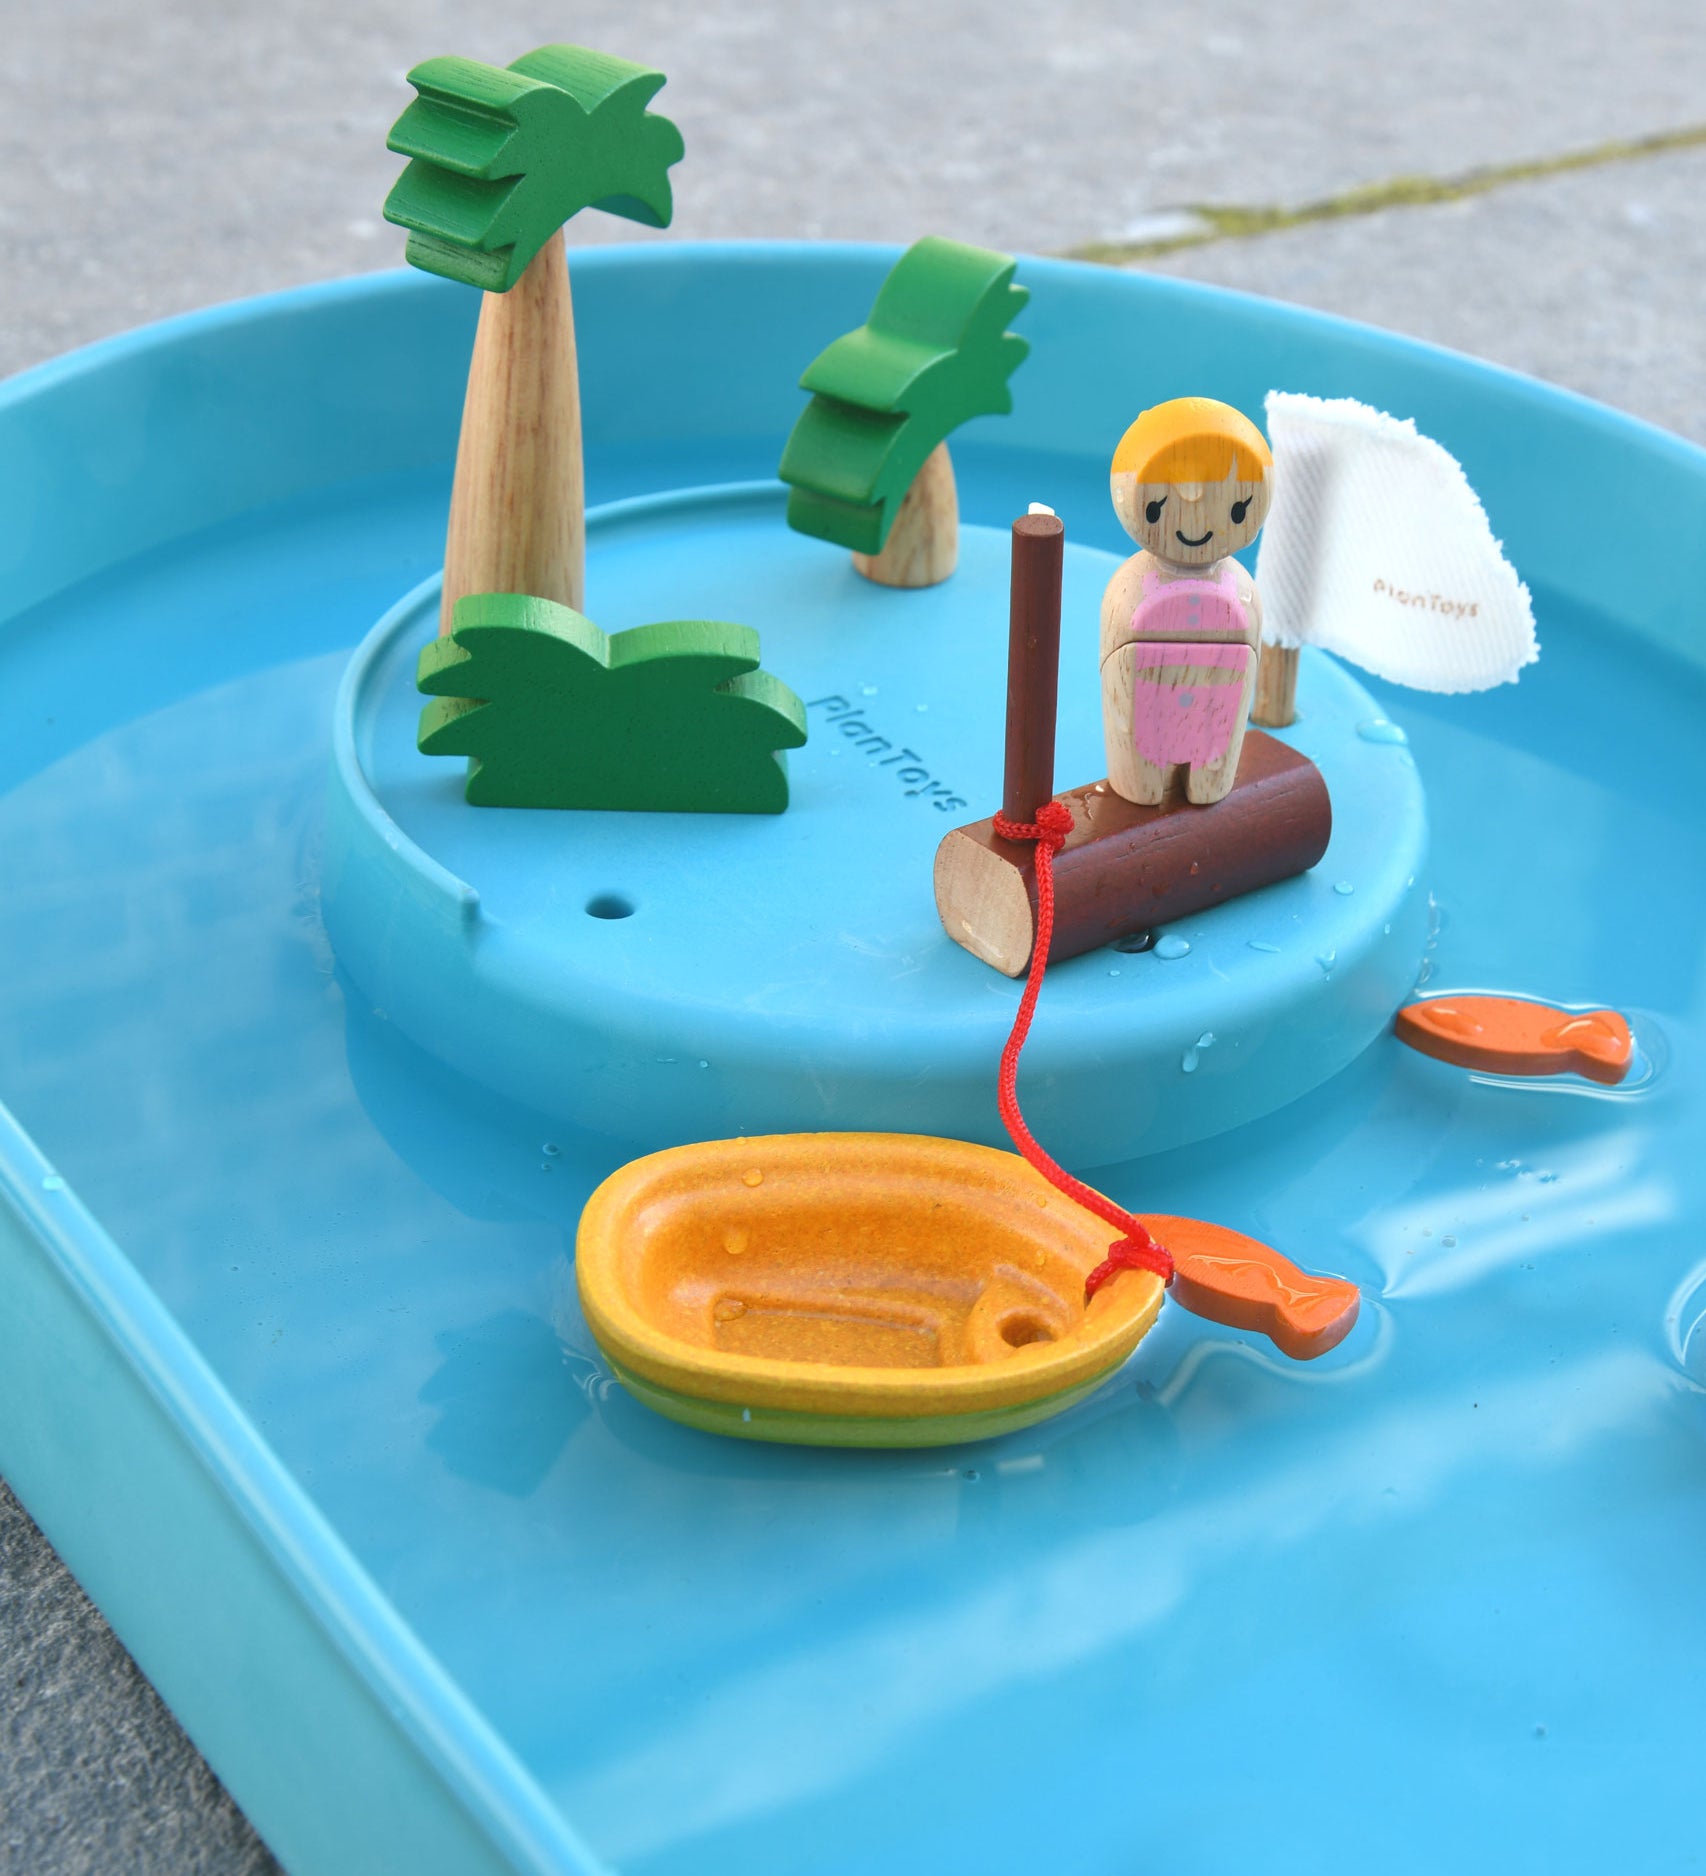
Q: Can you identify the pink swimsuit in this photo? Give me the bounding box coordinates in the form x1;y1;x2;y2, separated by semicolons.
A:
1126;563;1253;770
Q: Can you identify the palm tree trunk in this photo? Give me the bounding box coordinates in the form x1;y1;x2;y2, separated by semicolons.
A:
852;442;958;589
439;228;584;634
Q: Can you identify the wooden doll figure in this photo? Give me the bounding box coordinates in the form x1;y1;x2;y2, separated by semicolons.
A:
1100;398;1275;806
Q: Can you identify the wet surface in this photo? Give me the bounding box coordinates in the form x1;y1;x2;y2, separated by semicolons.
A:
1;464;1704;1874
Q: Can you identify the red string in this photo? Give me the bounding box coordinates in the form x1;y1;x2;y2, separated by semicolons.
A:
992;802;1174;1302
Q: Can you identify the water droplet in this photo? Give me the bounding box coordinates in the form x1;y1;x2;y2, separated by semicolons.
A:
860;685;878;696
1107;968;1121;977
698;1059;710;1069
539;1162;554;1174
542;1142;561;1158
1316;950;1337;974
915;703;929;713
723;1227;749;1256
1357;718;1408;745
40;1174;65;1192
1248;939;1280;954
1114;929;1156;953
1181;1048;1200;1074
1196;1032;1216;1049
1383;923;1391;934
963;1468;980;1481
714;1298;747;1322
741;1407;753;1423
1154;934;1192;960
742;1168;764;1187
1334;880;1355;896
1441;1235;1457;1247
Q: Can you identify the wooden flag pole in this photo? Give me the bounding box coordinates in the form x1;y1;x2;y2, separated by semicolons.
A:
1251;641;1300;727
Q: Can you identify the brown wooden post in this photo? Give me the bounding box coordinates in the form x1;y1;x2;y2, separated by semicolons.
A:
1002;511;1065;823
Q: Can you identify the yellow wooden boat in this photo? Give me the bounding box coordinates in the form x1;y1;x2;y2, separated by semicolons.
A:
576;1132;1166;1446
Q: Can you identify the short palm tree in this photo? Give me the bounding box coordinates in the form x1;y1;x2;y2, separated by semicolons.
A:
779;239;1030;588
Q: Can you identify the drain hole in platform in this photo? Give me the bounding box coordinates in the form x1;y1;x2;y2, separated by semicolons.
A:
1000;1313;1055;1349
585;894;635;920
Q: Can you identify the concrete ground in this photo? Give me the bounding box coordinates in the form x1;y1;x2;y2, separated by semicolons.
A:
2;1;1702;1869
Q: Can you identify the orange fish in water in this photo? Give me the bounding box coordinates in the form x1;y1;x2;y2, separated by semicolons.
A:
1395;995;1632;1086
1138;1215;1360;1360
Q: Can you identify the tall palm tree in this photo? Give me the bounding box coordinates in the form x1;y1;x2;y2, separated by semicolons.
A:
385;45;685;632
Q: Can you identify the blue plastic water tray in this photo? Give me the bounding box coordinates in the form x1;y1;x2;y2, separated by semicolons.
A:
327;483;1423;1165
2;246;1704;1876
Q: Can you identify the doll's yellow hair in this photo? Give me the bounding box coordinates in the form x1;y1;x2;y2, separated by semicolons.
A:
1111;397;1272;484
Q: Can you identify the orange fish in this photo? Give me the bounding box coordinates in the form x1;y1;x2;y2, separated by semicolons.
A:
1139;1215;1360;1360
1395;994;1632;1085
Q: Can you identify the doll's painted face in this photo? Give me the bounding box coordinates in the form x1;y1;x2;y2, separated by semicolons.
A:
1111;469;1272;568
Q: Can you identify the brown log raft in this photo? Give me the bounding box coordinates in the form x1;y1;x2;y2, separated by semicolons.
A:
933;735;1332;976
932;508;1331;978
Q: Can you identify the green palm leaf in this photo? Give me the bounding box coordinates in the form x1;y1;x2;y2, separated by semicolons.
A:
779;238;1030;554
385;45;685;292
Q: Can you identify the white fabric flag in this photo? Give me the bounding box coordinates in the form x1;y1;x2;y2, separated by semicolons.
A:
1254;392;1539;692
